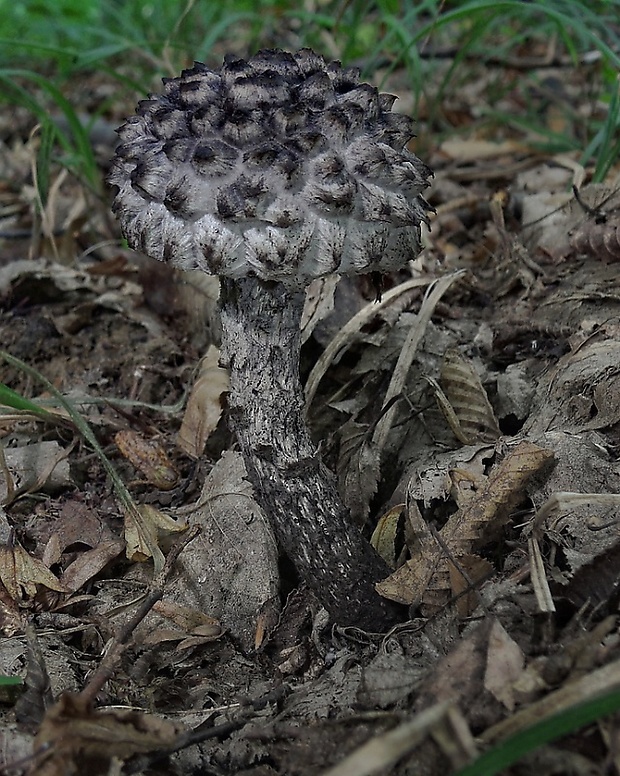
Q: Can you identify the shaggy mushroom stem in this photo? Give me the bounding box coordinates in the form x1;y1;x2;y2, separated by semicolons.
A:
219;276;399;629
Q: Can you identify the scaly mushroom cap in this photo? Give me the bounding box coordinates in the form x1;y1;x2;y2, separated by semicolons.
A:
109;48;432;288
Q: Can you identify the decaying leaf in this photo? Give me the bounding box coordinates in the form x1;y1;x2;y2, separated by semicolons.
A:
114;430;178;490
177;345;230;459
123;504;187;571
370;505;405;569
0;442;72;504
60;539;125;593
0;539;66;603
416;618;523;730
377;440;553;611
437;349;501;444
140;600;224;650
172;451;279;652
483;619;525;711
569;185;620;262
31;692;183;775
337;420;381;526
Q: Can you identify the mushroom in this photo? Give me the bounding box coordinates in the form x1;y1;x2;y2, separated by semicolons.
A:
109;48;431;630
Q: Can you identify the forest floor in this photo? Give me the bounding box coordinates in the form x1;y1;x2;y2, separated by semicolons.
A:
1;45;620;776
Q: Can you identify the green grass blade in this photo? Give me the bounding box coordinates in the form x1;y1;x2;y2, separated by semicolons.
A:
0;382;56;420
456;689;620;776
0;350;164;570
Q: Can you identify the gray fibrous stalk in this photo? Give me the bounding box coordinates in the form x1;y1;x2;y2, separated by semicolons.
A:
109;48;432;629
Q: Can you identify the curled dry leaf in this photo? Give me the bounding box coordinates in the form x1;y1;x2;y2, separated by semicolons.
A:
370;505;405;570
114;430;179;490
140;600;224;650
32;692;183;775
0;442;72;504
59;539;125;594
571;219;620;262
569;186;620;262
176;345;230;459
0;539;66;603
377;440;554;611
123;504;187;571
436;348;500;445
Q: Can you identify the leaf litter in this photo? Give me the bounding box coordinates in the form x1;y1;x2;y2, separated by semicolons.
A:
0;46;620;776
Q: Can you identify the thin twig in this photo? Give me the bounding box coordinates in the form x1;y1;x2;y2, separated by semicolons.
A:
79;524;201;705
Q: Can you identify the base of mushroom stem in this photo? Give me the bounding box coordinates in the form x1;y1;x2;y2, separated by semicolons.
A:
218;275;402;631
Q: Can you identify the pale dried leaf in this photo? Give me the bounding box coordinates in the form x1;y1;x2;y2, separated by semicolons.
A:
123;504;187;570
0;442;72;504
439;349;501;444
370;505;404;569
0;540;66;602
484;620;525;711
440;138;527;163
177;345;230;458
170;451;279;652
482;656;620;747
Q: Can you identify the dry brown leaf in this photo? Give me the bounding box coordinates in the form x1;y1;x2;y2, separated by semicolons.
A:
438;349;501;444
370;505;404;569
60;540;125;593
114;430;179;490
0;540;66;602
338;420;381;526
483;620;525;711
417;619;493;711
177;345;230;458
0;442;72;504
448;554;495;618
123;504;187;571
377;441;554;609
31;692;183;775
140;600;224;649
